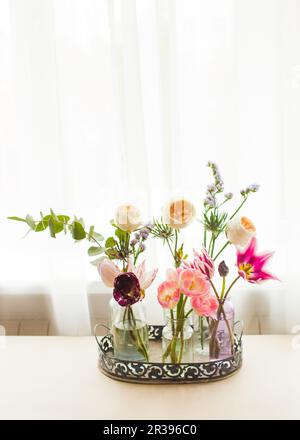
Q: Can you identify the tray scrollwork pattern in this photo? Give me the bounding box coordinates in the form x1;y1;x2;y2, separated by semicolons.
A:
97;325;242;384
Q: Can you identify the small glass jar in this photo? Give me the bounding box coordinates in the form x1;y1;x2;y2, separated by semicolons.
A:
162;316;194;364
209;298;235;360
192;313;210;360
110;300;149;362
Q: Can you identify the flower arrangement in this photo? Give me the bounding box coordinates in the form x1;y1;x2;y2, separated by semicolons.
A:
9;162;277;366
9;205;157;361
152;162;277;361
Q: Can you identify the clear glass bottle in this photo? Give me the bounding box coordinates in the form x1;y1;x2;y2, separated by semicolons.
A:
162;317;194;363
209;298;235;360
110;300;149;362
192;313;210;360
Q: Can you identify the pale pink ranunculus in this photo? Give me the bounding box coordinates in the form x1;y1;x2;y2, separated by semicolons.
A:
157;281;180;309
191;295;219;318
179;269;210;297
98;259;120;287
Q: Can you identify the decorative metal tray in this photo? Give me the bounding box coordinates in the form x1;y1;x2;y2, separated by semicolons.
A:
95;325;242;384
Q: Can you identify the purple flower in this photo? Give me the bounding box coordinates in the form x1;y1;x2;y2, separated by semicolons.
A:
134;232;141;240
204;197;216;208
113;272;141;306
139;243;146;252
247;184;260;193
130;239;138;246
218;260;229;277
241;184;260;197
140;231;149;240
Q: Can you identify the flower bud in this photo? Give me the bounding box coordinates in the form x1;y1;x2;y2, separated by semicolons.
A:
218;260;229;277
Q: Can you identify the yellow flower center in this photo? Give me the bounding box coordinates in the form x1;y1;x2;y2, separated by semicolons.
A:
241;216;256;233
239;263;253;279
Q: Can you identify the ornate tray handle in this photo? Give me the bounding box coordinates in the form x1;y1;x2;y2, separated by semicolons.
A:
97;325;242;384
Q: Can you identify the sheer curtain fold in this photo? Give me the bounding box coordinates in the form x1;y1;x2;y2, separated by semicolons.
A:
0;0;298;334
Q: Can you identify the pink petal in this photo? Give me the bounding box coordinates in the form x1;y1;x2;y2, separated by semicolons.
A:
237;237;257;265
135;260;146;280
139;268;158;289
98;259;120;287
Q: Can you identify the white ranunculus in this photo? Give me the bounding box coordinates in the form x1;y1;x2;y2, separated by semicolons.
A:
162;198;196;229
226;216;256;247
115;205;142;233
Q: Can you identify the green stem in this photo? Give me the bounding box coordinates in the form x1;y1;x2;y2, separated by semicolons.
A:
166;238;175;261
223;275;240;301
210;233;216;258
220;277;226;301
213;240;230;261
170;309;175;336
229;197;247;220
127;306;149;362
200;316;204;350
208;233;214;257
175;229;178;255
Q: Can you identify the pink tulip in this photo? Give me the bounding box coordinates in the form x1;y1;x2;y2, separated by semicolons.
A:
165;267;183;284
237;237;278;283
182;248;214;279
157;281;180;309
179;269;210;297
191;295;219;318
98;258;157;290
98;259;120;287
127;259;158;290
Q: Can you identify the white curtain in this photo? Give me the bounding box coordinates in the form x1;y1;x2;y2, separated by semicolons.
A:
0;0;299;335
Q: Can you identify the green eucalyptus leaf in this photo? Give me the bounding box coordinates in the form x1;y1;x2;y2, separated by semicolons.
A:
50;209;59;222
35;221;48;232
48;217;56;238
48;217;64;237
25;215;35;230
7;216;27;223
93;231;104;241
87;225;95;241
57;215;70;223
105;237;117;248
115;228;126;241
88;246;105;256
71;221;86;240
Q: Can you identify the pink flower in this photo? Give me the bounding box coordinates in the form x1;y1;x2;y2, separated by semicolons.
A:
98;259;120;287
237;237;278;283
179;269;210;297
127;259;158;290
98;258;157;290
157;281;180;309
191;295;219;318
182;248;214;279
165;267;183;284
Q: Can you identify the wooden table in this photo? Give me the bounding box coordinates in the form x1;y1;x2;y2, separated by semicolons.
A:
0;335;299;420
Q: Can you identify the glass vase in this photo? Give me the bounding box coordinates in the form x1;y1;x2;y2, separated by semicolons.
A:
192;313;210;360
110;300;149;362
209;298;235;360
162;316;194;363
